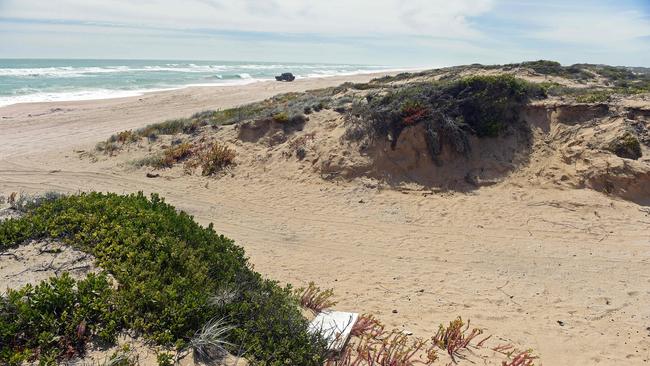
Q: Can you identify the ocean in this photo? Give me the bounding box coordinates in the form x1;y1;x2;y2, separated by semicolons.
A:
0;59;392;107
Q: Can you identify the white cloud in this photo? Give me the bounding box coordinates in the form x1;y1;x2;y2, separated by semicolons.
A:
531;10;650;45
1;0;648;66
1;0;495;38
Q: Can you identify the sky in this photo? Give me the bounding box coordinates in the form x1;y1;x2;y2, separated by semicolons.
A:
0;0;649;67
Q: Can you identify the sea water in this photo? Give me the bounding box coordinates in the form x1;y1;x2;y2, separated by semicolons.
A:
0;59;391;107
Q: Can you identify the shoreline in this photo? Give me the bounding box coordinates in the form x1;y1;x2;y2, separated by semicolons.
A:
0;71;401;158
0;67;416;109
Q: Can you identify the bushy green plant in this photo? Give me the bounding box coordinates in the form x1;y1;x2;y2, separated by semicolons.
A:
156;351;175;366
0;273;121;364
272;112;290;123
575;90;612;104
99;91;327;150
0;193;326;365
591;65;637;82
512;60;593;80
348;75;545;161
606;132;642;160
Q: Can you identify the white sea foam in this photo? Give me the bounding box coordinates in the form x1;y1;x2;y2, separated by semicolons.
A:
0;64;409;107
0;89;150;107
0;63;393;78
0;78;267;107
0;65;233;77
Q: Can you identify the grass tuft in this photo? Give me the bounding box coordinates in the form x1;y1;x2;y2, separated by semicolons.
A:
502;350;538;366
350;314;384;337
187;142;236;176
7;191;66;213
298;282;337;314
432;317;483;362
187;318;235;364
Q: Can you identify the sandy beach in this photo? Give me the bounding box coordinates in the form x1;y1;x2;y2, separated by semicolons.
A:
1;72;649;366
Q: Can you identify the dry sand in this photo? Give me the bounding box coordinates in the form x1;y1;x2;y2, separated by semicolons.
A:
1;73;649;365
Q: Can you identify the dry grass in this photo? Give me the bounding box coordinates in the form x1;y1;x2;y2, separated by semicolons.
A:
95;141;120;155
96;130;139;154
432;317;483;363
493;344;538;365
324;314;539;366
186;142;236;176
133;140;235;175
502;350;538;366
160;142;195;168
326;329;437;366
350;314;384;338
298;282;337;314
115;130;139;144
359;330;436;366
327;313;437;366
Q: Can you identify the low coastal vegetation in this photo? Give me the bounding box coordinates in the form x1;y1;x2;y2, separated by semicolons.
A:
93;62;649;179
505;60;594;81
96;90;345;154
101;74;550;171
133;141;236;175
95;62;650;160
345;75;545;161
88;61;647;202
0;192;542;365
1;192;327;365
607;132;643;160
369;60;650;96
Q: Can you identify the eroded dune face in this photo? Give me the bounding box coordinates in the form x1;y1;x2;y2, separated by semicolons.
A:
211;98;650;205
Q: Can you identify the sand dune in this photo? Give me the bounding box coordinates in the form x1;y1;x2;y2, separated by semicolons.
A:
1;72;650;365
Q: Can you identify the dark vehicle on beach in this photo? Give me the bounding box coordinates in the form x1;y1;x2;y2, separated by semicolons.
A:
275;72;296;82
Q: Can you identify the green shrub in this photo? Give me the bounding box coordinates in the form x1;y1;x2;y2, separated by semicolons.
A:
521;60;564;75
0;193;326;365
99;89;338;151
575;90;612;103
349;75;544;160
607;132;642;160
0;273;121;364
591;65;637;82
514;60;593;80
156;352;175;366
272;112;289;123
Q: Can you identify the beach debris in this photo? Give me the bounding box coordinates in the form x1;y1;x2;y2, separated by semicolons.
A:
557;320;565;326
275;72;295;82
308;311;358;353
146;172;160;178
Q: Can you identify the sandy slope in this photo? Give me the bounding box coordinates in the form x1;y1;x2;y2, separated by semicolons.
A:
1;74;650;365
0;73;385;159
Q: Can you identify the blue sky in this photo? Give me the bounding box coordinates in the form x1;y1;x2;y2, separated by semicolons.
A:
0;0;649;67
